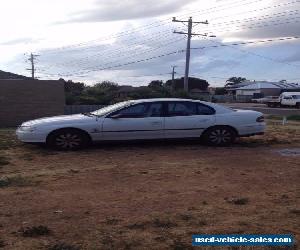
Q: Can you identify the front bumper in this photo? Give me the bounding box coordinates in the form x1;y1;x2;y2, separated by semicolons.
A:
16;128;46;143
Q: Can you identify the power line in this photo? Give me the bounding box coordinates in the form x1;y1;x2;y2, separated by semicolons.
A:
193;0;300;22
37;0;266;54
42;38;185;75
40;36;300;78
40;16;300;73
40;50;185;77
198;16;300;34
209;9;300;28
38;0;300;69
41;30;179;69
191;36;300;50
204;37;300;68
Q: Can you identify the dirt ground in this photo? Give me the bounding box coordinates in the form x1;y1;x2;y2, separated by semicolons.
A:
0;119;299;250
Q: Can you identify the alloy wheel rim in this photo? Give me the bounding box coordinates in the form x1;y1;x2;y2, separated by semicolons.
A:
55;133;81;149
209;129;231;144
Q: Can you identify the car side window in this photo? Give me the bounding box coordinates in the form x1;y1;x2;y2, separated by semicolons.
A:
167;102;197;116
196;103;215;115
113;103;148;118
109;102;162;118
145;102;163;117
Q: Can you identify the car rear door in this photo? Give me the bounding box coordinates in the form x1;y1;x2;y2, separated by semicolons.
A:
101;102;164;140
164;101;216;139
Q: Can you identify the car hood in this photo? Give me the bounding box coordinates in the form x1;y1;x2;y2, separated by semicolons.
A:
21;114;96;126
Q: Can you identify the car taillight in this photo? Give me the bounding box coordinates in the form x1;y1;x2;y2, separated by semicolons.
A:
256;116;264;122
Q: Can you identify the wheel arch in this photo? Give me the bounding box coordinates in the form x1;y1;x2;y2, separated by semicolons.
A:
201;125;239;138
46;127;92;144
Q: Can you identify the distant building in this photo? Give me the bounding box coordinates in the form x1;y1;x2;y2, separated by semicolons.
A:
235;81;300;98
225;81;253;95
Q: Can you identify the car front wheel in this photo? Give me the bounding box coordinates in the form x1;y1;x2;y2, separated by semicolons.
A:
47;129;90;150
202;126;236;146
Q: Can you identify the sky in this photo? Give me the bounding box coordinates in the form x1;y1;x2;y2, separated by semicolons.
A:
0;0;300;86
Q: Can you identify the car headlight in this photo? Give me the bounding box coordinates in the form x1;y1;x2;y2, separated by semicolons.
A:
19;126;37;132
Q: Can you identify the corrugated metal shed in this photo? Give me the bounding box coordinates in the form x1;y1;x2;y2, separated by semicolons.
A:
236;81;299;90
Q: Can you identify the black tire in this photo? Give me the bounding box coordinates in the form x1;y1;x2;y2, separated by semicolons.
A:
202;126;236;146
296;103;300;109
47;128;90;150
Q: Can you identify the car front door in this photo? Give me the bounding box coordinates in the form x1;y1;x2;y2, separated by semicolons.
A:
164;101;216;139
101;102;164;140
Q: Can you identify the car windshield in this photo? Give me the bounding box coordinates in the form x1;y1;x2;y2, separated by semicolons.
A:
91;101;131;116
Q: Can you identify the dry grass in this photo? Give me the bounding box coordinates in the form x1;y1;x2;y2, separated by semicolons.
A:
0;121;299;249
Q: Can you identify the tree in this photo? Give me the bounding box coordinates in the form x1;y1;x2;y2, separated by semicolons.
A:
82;81;119;105
225;77;246;87
61;78;86;104
214;87;227;95
148;80;163;89
166;77;209;91
93;81;118;90
62;79;85;95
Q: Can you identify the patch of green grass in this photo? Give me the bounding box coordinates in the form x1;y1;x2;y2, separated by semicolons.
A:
20;153;34;161
0;239;5;248
267;115;300;121
152;217;178;228
21;225;51;237
170;238;193;250
266;115;282;120
48;243;80;250
0;156;10;166
228;198;249;205
0;175;33;188
287;115;300;121
103;217;121;225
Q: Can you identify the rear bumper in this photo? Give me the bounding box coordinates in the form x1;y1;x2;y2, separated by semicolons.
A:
237;123;265;137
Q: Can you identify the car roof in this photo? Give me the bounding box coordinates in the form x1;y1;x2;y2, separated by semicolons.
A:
130;98;204;103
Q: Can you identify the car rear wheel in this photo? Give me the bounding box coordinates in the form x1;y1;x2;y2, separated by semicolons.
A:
47;129;90;150
202;126;236;146
296;103;300;109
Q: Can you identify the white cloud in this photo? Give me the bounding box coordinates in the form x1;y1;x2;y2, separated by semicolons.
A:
1;0;300;85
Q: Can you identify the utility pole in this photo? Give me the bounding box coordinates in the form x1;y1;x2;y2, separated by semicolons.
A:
173;17;210;92
26;53;39;79
171;65;177;86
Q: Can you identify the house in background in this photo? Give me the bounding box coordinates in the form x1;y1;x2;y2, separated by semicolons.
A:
235;81;300;98
225;81;253;95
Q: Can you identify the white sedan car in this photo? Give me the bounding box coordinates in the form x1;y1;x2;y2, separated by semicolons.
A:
16;98;265;150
